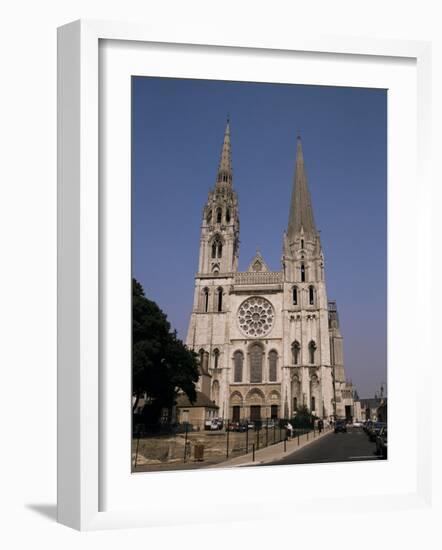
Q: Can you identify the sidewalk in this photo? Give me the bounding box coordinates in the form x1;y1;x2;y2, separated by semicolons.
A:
211;427;333;468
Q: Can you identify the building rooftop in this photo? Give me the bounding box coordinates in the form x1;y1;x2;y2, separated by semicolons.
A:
176;391;219;409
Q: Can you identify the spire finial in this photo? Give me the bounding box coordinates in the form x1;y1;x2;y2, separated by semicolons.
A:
296;134;304;160
216;118;233;186
287;134;317;241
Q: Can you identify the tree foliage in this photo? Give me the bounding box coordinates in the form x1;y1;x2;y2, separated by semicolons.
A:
292;405;315;428
132;279;199;422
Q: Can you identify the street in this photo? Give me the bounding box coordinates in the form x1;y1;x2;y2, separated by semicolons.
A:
268;426;385;466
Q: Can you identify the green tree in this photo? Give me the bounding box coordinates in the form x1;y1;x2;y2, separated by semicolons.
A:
292;405;314;429
132;279;199;423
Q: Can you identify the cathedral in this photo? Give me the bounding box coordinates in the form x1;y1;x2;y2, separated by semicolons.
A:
185;120;351;423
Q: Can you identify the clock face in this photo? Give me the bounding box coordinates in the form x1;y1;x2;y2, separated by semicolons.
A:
237;297;275;337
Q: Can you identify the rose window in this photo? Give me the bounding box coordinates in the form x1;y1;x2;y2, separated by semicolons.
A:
237;297;275;337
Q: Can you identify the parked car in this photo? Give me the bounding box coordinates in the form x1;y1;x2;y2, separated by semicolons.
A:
334;419;347;433
368;421;386;442
210;419;222;430
376;426;388;458
363;420;374;433
228;421;246;432
353;421;363;428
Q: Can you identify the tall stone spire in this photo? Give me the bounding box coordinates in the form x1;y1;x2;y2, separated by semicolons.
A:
216;118;233;185
287;136;317;241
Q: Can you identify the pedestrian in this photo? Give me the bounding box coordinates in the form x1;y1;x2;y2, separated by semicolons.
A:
318;419;323;433
286;421;294;440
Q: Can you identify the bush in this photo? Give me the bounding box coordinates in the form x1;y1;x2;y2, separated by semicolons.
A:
292;405;314;429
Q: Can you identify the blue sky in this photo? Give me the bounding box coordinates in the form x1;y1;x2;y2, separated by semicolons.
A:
132;77;387;399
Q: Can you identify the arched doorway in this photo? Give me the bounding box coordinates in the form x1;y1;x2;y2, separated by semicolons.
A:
268;390;281;419
229;391;243;422
246;388;265;421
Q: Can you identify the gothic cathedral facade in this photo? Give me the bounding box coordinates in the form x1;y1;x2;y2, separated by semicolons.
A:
186;121;349;422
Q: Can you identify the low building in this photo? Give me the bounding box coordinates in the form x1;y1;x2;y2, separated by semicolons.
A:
175;391;219;428
337;380;359;422
359;397;387;422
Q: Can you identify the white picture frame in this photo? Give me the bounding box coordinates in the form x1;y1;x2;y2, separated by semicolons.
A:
57;19;433;531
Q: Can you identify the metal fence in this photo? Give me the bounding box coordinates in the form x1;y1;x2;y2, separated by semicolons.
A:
132;418;325;470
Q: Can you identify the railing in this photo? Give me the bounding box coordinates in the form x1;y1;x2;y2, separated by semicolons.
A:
234;271;282;285
132;418;328;471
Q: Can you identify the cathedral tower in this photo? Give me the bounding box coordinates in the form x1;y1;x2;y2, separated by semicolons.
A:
186;120;239;412
281;137;334;419
197;119;240;275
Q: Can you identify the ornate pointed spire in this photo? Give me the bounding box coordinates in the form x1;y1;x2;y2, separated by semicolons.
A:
216;118;233;185
287;136;317;241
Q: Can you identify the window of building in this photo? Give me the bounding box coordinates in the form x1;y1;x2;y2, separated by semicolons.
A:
311;396;316;412
216;208;222;223
213;348;220;369
301;239;304;249
226;208;231;223
301;263;306;282
292;341;300;365
217;287;223;312
199;348;209;374
211;235;223;259
308;341;316;364
233;351;243;382
203;288;209;312
309;285;315;305
293;397;298;411
212;380;219;404
268;350;277;382
270;404;278;419
206;209;212;224
250;344;263;383
292;286;298;305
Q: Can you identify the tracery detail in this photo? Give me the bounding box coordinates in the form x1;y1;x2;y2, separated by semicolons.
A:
237;297;275;337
